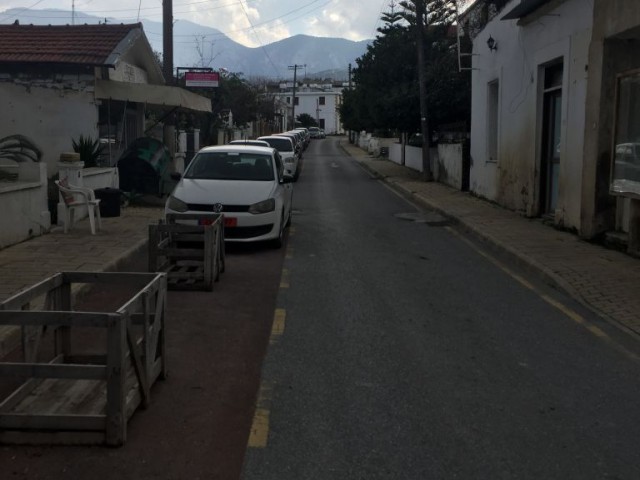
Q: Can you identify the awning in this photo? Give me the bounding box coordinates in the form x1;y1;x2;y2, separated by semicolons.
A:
95;79;212;113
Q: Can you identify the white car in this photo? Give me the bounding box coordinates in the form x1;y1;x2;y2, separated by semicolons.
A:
229;139;271;148
257;135;300;180
166;145;294;248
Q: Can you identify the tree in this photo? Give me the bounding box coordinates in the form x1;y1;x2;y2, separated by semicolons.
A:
340;0;470;144
214;72;259;128
340;4;419;133
296;113;318;128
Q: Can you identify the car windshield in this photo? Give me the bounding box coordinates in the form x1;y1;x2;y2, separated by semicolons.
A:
261;138;293;152
185;152;274;181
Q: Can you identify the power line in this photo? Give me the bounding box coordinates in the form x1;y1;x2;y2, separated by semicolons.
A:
144;0;331;44
0;0;48;23
369;0;389;39
236;0;281;77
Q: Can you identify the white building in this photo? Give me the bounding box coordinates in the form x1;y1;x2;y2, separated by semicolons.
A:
274;85;343;134
461;0;640;255
0;23;210;248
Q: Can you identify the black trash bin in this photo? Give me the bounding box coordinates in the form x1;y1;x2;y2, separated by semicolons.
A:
94;188;121;217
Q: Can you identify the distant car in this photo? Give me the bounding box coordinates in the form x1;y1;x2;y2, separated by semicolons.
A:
614;143;640;182
229;139;271;148
275;132;303;158
318;129;326;139
308;127;320;139
165;145;294;248
258;135;300;180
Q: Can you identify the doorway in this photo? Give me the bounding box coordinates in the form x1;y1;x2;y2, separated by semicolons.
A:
540;62;563;216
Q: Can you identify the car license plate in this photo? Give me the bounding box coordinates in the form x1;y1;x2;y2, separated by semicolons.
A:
224;217;237;227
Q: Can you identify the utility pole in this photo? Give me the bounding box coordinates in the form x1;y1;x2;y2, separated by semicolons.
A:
348;63;353;143
415;0;433;181
162;0;177;161
163;0;174;85
72;0;75;25
288;64;305;129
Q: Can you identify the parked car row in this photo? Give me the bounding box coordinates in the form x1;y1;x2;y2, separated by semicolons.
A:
164;127;321;248
166;144;294;248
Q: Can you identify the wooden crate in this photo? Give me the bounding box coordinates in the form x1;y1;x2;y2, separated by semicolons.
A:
0;271;167;446
149;213;225;291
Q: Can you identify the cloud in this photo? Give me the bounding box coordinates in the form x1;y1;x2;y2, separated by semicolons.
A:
0;0;381;46
304;2;377;41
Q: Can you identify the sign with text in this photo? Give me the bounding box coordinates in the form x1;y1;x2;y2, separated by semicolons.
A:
185;72;219;88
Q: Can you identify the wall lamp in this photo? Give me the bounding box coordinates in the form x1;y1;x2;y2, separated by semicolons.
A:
487;35;498;52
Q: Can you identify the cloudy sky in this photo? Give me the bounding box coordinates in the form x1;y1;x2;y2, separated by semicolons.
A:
0;0;473;47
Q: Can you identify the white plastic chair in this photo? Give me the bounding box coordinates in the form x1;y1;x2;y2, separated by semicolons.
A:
55;180;102;234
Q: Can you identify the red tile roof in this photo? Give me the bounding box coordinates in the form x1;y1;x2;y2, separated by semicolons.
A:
0;23;142;66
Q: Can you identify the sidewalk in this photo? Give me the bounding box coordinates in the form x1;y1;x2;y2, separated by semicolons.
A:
340;139;640;337
0;205;164;356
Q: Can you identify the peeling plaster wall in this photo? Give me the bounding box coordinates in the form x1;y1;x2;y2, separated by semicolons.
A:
0;76;99;178
470;0;592;228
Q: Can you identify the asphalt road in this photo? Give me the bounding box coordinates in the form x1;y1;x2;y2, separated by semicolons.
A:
2;138;640;479
241;137;640;479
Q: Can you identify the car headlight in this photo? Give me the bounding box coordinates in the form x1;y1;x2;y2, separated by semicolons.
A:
248;198;275;214
167;195;188;212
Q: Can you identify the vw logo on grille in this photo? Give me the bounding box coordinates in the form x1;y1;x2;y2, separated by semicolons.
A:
213;203;223;213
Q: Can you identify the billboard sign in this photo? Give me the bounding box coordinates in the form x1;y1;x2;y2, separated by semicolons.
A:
185;71;220;88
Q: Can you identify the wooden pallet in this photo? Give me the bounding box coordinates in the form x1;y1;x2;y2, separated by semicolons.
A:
149;213;225;291
0;271;167;446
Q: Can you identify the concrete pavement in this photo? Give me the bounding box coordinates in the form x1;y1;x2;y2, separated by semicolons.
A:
340;139;640;337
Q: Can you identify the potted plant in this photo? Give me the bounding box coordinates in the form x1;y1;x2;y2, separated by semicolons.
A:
72;134;103;167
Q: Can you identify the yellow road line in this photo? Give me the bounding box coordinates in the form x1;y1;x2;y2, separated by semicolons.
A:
286;246;294;260
445;227;640;362
247;382;273;448
280;268;290;289
270;308;286;344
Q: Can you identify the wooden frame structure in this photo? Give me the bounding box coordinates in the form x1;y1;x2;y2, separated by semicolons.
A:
0;271;167;446
149;213;225;291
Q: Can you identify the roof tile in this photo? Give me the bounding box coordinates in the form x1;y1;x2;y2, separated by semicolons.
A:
0;23;141;66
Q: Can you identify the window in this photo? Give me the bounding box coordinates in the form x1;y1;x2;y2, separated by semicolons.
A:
319;96;325;105
185;152;274;181
286;97;291;104
487;80;499;163
294;97;299;106
612;71;640;197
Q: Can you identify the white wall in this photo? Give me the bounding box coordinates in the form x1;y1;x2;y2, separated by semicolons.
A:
437;143;465;190
469;0;592;227
0;163;50;249
0;80;99;179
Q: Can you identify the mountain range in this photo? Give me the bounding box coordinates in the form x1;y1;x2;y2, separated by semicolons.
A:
0;8;371;80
